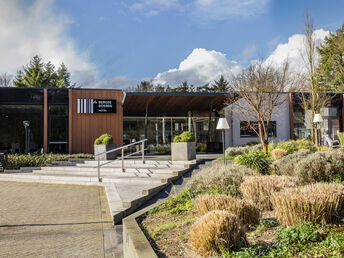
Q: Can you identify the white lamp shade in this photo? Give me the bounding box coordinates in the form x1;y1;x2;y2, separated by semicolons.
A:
313;113;323;123
216;118;230;130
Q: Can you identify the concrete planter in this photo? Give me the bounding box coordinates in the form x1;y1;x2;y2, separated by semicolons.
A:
171;142;196;161
94;144;117;160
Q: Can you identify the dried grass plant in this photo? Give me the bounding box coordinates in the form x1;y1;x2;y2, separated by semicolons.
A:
189;210;247;256
271;148;288;159
195;194;261;225
239;175;300;210
187;162;257;196
272;183;344;226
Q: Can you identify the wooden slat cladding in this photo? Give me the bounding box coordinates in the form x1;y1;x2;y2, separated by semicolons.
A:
69;89;123;154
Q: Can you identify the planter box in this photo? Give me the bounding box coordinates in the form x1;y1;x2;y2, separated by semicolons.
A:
171;142;196;161
94;144;117;160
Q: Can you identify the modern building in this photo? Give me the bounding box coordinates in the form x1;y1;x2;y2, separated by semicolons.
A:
0;88;227;154
0;88;343;154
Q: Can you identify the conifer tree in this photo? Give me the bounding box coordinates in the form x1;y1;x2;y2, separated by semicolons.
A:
212;75;229;92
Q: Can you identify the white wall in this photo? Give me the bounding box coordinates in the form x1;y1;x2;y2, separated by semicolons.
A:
224;93;290;148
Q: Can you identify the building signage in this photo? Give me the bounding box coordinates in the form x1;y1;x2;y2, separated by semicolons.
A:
77;99;116;114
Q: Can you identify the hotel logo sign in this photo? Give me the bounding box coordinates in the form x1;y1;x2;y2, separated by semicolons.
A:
77;99;116;114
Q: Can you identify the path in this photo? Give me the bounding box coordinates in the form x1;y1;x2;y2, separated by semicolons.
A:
0;182;122;257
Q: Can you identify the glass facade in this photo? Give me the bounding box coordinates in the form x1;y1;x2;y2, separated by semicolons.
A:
292;94;343;143
0;104;44;153
48;105;68;153
123;116;222;153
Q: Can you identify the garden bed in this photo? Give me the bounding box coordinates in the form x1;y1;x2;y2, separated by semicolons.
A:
139;140;344;257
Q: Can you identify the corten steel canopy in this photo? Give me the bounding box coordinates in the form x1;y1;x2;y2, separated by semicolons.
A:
123;92;234;116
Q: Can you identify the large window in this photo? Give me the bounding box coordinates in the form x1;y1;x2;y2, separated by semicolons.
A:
240;121;277;138
0;105;43;153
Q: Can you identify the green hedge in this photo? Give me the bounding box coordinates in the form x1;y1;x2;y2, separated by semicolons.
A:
7;153;93;170
94;133;113;145
173;131;195;143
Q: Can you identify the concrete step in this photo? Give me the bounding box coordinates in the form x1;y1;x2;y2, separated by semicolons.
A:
37;166;182;174
0;173;171;184
75;163;187;169
32;171;179;182
83;159;197;166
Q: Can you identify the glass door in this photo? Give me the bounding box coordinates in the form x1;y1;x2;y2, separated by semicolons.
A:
48;105;68;153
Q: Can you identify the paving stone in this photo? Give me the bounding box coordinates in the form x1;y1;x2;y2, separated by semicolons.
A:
0;181;120;257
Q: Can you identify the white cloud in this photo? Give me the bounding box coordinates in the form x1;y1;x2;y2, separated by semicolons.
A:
152;48;242;87
264;29;330;74
0;0;96;85
192;0;271;20
129;0;182;17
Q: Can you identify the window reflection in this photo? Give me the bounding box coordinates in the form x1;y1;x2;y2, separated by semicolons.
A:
0;105;43;153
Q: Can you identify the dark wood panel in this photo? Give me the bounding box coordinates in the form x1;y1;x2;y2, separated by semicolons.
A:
69;89;123;154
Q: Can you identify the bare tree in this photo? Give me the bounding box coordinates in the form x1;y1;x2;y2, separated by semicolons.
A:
300;12;333;146
228;61;292;154
0;73;13;87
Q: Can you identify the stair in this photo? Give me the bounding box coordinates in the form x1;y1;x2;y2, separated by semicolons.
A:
0;159;200;224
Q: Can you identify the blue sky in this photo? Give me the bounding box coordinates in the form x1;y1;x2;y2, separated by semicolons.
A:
0;0;343;88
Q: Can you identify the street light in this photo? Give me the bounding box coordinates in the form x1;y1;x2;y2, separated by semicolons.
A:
23;121;30;154
313;114;323;146
216;118;230;164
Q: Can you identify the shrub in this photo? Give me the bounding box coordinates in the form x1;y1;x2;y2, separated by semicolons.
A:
294;151;344;183
234;151;271;175
274;152;310;176
272;139;316;154
225;144;262;157
189;210;247;256
187;162;257;196
274;222;322;255
337;132;344;146
195;194;261;225
271;183;344;226
173;131;195;142
298;148;311;154
94;133;113;145
149;188;194;215
271;148;288;159
240;175;300;210
7;153;93;170
196;142;207;152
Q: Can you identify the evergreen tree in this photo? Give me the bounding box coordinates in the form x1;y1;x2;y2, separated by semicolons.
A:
13;55;74;88
42;61;57;88
172;80;194;92
317;24;344;92
212;75;229;92
22;55;44;88
56;63;74;88
135;80;154;92
196;83;211;92
13;70;26;87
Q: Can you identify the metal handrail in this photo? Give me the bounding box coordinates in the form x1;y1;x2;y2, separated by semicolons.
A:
94;139;147;157
94;139;148;182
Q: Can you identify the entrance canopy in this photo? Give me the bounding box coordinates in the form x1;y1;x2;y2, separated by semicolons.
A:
123;92;230;116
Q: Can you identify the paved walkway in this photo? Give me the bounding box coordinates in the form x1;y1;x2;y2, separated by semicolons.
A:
0;182;121;257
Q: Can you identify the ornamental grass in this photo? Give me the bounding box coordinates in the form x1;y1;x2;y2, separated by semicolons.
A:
272;183;344;226
189;210;247;256
195;194;261;225
271;148;288;159
239;175;300;210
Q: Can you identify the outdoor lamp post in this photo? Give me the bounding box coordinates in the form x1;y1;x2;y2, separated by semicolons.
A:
313;113;323;146
23;121;30;154
216;118;230;164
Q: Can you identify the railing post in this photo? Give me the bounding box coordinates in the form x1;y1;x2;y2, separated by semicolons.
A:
121;148;125;172
97;158;102;182
142;141;145;164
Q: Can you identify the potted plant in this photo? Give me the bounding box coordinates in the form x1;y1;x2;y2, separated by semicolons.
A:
94;133;116;160
171;131;196;161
